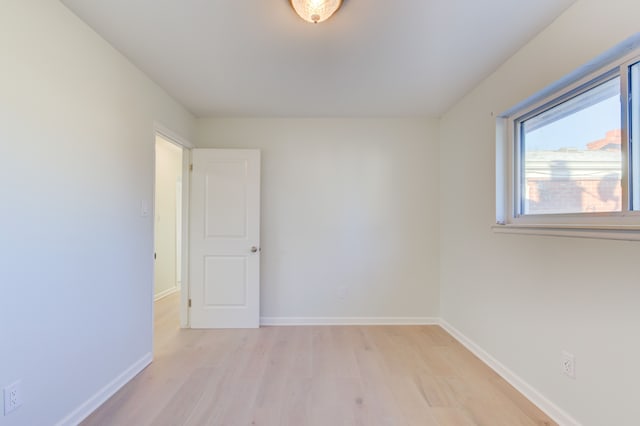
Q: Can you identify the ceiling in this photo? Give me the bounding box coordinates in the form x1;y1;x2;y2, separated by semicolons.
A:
61;0;576;117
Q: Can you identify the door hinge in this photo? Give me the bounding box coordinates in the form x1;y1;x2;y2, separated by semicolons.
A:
188;299;192;308
189;164;193;172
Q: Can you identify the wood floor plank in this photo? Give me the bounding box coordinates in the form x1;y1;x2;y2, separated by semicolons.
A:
279;377;313;426
285;326;313;379
348;328;405;426
392;374;443;426
81;294;558;426
430;407;477;426
248;327;299;425
150;367;216;426
308;377;344;426
489;375;557;426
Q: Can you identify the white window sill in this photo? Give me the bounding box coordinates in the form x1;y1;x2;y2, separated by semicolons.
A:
492;224;640;241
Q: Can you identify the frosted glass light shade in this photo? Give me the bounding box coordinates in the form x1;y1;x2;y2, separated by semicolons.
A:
290;0;343;24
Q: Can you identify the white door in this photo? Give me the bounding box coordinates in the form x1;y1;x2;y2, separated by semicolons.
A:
189;149;261;328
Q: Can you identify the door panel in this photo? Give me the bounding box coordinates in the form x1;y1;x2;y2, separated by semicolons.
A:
203;256;247;306
204;161;248;238
189;149;260;328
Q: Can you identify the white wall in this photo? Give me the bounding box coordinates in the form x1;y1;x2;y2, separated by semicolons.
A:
196;118;440;321
154;136;183;298
0;1;195;425
439;1;640;425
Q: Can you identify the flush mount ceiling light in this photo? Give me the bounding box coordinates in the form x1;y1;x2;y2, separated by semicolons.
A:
290;0;343;24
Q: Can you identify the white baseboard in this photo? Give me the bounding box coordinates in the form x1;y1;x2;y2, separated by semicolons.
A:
438;320;580;426
154;286;179;301
260;316;440;326
56;352;152;426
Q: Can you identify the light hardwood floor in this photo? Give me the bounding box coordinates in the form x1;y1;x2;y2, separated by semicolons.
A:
82;294;556;426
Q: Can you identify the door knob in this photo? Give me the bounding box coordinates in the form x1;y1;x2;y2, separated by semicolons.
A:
251;246;259;253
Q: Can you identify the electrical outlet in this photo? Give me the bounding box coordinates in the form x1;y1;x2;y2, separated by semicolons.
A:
3;380;23;415
561;351;576;379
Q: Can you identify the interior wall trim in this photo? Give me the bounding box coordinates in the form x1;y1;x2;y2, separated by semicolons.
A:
56;352;152;426
154;286;180;302
439;319;581;426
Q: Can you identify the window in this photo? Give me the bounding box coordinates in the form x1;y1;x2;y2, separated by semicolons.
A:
631;61;640;210
518;74;622;216
497;41;640;239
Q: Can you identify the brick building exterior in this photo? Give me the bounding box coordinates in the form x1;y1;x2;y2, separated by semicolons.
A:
524;129;622;214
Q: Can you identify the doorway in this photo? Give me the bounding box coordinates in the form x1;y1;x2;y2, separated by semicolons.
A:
154;134;185;326
151;135;261;330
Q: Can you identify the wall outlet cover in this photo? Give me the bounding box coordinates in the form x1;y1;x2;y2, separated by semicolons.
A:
3;380;23;415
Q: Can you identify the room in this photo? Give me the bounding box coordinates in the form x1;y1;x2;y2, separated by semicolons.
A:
1;0;639;425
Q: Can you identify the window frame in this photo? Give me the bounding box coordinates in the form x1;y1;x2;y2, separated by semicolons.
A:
495;46;640;240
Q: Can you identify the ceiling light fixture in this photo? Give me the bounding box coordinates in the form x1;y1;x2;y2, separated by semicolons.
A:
290;0;343;24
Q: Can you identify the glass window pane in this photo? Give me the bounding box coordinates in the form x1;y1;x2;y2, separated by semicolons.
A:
520;77;621;215
631;62;640;210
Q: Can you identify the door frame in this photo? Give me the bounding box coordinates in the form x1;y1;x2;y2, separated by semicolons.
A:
153;122;193;329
